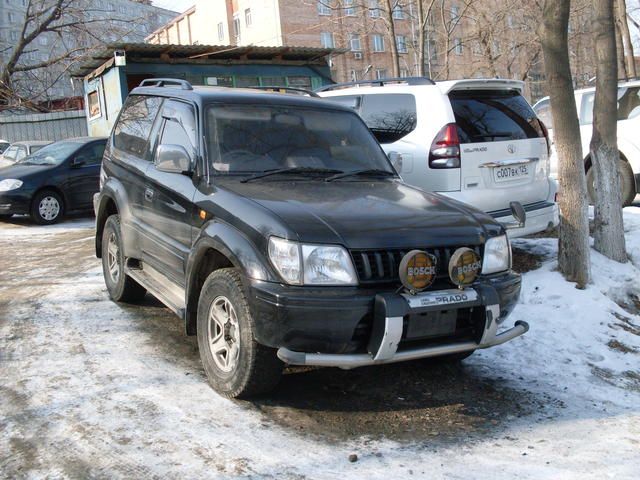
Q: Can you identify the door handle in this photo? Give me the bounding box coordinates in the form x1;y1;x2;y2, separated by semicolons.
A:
144;188;154;201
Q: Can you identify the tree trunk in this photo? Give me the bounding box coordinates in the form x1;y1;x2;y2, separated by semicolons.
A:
616;0;636;78
591;0;628;263
539;0;591;288
417;0;425;76
614;19;628;80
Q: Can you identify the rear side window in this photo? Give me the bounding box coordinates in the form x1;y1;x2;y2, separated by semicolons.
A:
114;95;163;158
450;90;542;144
359;94;417;144
533;99;553;129
582;87;640;125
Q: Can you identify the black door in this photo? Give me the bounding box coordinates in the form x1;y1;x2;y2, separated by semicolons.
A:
65;141;106;211
142;99;199;286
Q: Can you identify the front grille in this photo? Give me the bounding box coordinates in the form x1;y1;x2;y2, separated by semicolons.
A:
350;245;483;285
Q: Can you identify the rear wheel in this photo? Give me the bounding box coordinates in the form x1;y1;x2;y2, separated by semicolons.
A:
197;268;283;398
101;215;146;302
31;190;64;224
586;160;636;207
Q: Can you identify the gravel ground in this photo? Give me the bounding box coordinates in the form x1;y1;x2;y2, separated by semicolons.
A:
0;214;638;479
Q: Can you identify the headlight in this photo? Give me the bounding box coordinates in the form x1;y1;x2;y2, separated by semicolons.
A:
482;235;511;275
0;179;23;192
268;237;357;286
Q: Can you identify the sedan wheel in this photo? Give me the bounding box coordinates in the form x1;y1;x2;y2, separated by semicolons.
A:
38;196;60;222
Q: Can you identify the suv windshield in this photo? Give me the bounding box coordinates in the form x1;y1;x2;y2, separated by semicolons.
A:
206;104;395;177
18;142;79;166
450;90;544;144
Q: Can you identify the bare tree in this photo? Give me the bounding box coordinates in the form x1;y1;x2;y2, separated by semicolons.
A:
615;0;636;78
0;0;163;111
538;0;591;287
590;0;628;262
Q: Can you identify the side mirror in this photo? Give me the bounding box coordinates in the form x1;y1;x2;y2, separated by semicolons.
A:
388;151;403;172
155;144;192;174
502;201;527;230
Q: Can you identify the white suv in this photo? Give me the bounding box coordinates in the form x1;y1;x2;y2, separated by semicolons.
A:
318;78;559;238
533;80;640;206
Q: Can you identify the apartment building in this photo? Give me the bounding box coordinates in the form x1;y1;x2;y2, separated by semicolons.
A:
0;0;176;102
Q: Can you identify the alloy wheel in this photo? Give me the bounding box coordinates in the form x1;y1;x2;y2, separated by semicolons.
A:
208;296;240;373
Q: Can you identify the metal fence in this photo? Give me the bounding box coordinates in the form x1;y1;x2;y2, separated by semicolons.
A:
0;110;88;142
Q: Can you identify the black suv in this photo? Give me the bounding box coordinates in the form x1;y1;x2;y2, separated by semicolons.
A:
95;78;527;398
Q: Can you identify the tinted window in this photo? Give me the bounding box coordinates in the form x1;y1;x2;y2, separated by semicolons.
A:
114;95;163;159
580;93;594;125
30;145;46;154
450;91;543;144
359;94;417;143
77;142;106;166
18;141;81;166
207;105;392;175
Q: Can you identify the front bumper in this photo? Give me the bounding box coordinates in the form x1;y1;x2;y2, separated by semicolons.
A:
249;272;523;368
0;190;32;215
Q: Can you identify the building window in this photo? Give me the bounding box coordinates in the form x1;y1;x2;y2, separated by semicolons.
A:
38;36;48;46
320;31;335;48
375;68;387;79
9;31;18;41
454;37;463;55
372;34;385;52
396;35;407;53
369;0;380;18
344;0;355;16
399;68;409;78
318;0;331;15
217;22;224;41
350;70;357;81
8;12;15;22
245;8;252;27
88;90;102;120
233;15;241;43
472;40;482;56
349;33;361;51
392;3;404;19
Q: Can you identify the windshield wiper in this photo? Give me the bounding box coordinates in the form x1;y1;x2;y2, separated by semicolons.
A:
241;167;343;183
325;169;396;182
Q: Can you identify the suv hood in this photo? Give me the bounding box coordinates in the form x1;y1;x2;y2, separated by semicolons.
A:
221;179;501;249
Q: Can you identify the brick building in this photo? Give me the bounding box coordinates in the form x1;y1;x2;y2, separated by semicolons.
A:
147;0;598;102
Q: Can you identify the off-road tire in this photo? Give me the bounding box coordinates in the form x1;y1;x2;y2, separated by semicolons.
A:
197;268;283;398
101;215;146;303
31;189;64;225
586;160;636;207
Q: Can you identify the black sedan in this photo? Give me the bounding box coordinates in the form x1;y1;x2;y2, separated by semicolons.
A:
0;137;107;224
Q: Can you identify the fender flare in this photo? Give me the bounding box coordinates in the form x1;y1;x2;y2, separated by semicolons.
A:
94;178;135;258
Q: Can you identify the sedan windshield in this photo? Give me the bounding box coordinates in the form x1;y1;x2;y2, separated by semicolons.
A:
206;104;395;178
18;142;79;166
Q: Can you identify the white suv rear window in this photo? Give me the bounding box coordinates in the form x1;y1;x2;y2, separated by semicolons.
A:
450;90;544;144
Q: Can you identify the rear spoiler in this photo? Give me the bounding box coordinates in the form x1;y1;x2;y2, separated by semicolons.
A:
437;79;525;95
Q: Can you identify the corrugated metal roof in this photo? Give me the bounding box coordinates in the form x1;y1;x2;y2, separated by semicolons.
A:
72;43;346;79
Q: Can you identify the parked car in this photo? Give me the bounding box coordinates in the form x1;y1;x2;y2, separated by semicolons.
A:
94;78;528;398
0;140;52;165
533;80;640;206
0;137;106;224
317;78;559;238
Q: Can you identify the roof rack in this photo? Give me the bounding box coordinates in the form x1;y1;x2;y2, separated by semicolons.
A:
315;76;435;92
249;86;320;98
139;78;194;90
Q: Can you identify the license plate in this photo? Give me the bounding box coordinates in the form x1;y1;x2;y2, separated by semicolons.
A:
402;289;478;309
493;164;529;182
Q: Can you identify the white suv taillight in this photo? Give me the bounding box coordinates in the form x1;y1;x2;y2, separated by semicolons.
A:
429;123;461;169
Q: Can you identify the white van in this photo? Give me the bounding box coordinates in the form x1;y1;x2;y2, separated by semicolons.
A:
318;78;559;237
533;80;640;206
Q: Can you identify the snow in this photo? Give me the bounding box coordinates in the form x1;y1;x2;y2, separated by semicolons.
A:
0;216;94;237
2;211;640;478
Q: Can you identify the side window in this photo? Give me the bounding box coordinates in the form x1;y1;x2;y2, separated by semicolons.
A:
579;93;595;125
533;99;553;129
617;87;640;120
157;100;197;161
113;95;163;159
77;143;106;166
359;94;417;144
15;146;27;162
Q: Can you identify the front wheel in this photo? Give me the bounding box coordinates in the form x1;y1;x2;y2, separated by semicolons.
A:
197;268;283;398
31;190;64;224
587;160;636;207
101;215;146;303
